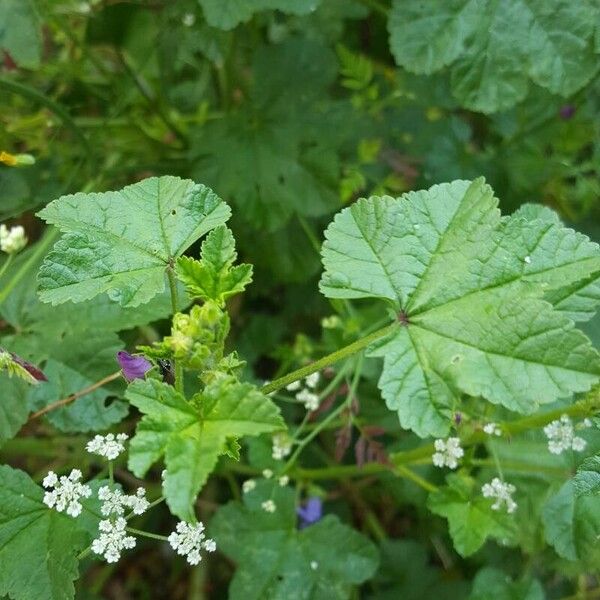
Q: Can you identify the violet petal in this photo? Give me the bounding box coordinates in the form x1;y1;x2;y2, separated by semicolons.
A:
117;351;152;381
296;497;323;528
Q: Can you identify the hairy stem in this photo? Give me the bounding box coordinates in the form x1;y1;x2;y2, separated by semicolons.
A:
262;322;397;395
28;371;122;420
0;254;14;281
167;267;185;395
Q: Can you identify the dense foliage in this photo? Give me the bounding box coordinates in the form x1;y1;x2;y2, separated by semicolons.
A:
2;1;600;598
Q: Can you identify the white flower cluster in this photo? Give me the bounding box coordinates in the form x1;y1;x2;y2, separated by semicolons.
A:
272;432;293;460
168;521;216;565
544;414;587;454
482;477;517;513
286;372;321;411
92;517;136;563
483;422;502;436
432;437;464;469
98;486;150;516
242;479;256;493
261;500;277;513
0;224;27;254
43;469;92;517
86;433;128;460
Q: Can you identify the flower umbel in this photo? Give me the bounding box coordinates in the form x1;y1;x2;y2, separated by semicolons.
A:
98;485;150;517
296;388;319;411
0;224;27;254
432;437;464;469
482;477;517;513
42;469;92;517
544;415;587;454
483;422;502;436
272;432;292;460
168;521;216;565
92;517;136;563
86;433;128;460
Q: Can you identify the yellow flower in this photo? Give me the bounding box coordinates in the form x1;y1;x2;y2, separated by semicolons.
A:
0;151;35;167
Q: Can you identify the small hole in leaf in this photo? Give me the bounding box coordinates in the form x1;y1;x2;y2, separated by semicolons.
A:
451;355;462;364
171;209;176;215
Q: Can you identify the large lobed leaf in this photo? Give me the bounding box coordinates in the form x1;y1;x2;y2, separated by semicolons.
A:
0;465;87;600
37;176;230;307
126;377;283;520
199;0;321;30
388;0;600;113
210;480;379;599
320;178;600;437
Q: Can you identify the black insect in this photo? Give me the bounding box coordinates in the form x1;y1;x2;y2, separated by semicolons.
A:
157;359;175;386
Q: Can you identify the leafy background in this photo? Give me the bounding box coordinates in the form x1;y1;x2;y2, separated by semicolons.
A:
2;0;600;598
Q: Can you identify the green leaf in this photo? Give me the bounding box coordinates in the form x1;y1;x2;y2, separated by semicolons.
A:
191;38;342;231
427;474;516;556
126;377;283;520
176;226;252;305
0;378;28;446
388;0;600;113
199;0;321;30
320;178;600;436
28;359;128;433
574;454;600;496
0;465;86;600
37;176;230;307
0;328;127;440
468;567;544;600
210;480;379;599
542;480;600;564
0;0;41;68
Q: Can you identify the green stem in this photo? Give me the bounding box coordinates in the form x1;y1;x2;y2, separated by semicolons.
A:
0;254;14;281
262;323;397;395
285;354;365;472
167;267;184;395
108;462;114;487
395;464;438;493
126;527;169;542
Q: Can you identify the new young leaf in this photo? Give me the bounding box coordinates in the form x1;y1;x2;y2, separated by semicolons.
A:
176;225;252;305
126;377;283;520
320;178;600;436
37;176;230;307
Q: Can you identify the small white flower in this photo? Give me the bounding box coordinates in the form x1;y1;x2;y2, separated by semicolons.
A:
482;477;517;513
261;500;277;513
296;388;320;411
43;469;92;517
278;475;289;487
182;12;195;26
483;422;502;436
242;479;256;493
168;521;216;565
286;380;302;391
583;418;593;428
262;469;273;479
98;486;128;516
0;224;27;254
544;414;587;455
272;432;292;460
92;517;136;563
126;487;150;515
305;372;320;389
432;437;464;469
86;433;128;460
310;561;318;570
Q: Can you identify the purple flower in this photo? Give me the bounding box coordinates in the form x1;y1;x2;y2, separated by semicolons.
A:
117;351;152;382
559;104;576;120
296;497;322;529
